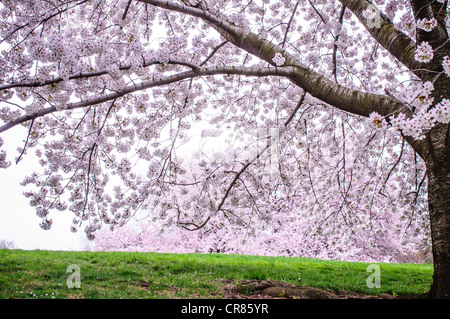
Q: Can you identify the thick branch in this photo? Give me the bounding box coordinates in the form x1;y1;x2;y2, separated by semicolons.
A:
138;0;411;122
0;59;200;92
338;0;420;77
410;0;450;65
0;65;294;134
430;0;449;29
288;64;409;119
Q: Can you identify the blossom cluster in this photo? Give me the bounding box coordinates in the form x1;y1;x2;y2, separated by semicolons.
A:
0;137;10;169
362;8;377;21
417;18;437;32
368;112;387;130
369;79;450;139
414;42;434;63
388;100;450;139
272;52;286;66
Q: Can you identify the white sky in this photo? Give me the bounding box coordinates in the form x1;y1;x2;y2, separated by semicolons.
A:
0;114;259;251
0;126;86;251
0;109;227;251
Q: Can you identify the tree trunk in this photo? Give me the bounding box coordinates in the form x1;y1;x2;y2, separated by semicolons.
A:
427;168;450;298
423;125;450;299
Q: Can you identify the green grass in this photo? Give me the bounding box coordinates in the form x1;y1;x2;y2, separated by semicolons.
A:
0;249;433;299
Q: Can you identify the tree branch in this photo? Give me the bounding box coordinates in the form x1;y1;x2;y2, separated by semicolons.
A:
287;63;409;118
0;65;295;134
410;0;450;64
122;0;133;20
430;0;449;32
0;59;200;92
338;0;420;77
137;0;412;122
281;1;300;49
332;5;346;82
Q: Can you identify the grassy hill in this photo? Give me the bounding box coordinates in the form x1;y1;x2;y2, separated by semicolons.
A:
0;249;433;299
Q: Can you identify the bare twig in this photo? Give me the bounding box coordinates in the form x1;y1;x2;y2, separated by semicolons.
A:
383;137;405;186
122;0;133;20
281;1;299;49
16;119;35;164
332;5;346;82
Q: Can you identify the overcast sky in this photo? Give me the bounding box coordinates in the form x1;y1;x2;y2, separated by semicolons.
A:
0;115;223;251
0;126;86;251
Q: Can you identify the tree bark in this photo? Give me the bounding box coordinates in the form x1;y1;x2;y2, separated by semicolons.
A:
426;169;450;298
338;0;420;76
423;125;450;299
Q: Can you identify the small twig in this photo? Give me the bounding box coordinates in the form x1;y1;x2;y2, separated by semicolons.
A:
307;0;335;37
281;1;299;49
16;119;35;164
413;170;427;204
332;5;346;82
81;143;97;218
383;137;405;186
216;92;307;217
199;40;228;66
179;216;211;231
122;0;133;20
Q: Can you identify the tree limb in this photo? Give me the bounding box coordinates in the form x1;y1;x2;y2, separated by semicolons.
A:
410;0;450;64
137;0;412;122
0;59;200;92
0;65;295;134
338;0;420;77
332;5;346;82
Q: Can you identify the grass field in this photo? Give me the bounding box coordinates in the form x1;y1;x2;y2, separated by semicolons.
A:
0;249;433;299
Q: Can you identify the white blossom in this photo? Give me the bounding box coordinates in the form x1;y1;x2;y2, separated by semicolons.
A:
417;18;437;32
414;41;434;63
272;52;285;66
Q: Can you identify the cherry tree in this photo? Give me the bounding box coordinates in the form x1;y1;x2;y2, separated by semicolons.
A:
0;0;448;297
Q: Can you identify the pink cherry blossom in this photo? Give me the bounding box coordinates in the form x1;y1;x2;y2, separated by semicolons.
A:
414;42;434;63
417;18;437;32
272;53;286;66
